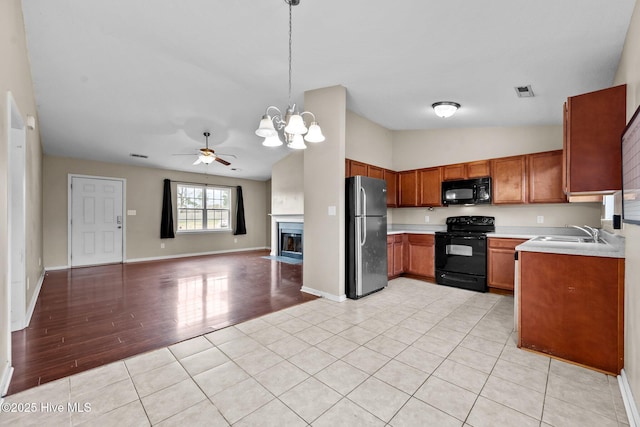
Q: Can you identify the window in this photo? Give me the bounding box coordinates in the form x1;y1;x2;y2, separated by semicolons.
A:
177;184;231;232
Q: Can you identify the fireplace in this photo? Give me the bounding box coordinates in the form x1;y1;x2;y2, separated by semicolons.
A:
278;222;303;259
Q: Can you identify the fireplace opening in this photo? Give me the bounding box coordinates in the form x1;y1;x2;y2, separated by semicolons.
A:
278;222;303;260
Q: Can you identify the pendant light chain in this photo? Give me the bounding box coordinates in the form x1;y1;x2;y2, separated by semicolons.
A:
288;0;293;108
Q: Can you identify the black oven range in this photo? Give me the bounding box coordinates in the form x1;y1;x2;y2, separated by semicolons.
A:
435;216;495;292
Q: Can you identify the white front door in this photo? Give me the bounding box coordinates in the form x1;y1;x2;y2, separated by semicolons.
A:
70;176;124;267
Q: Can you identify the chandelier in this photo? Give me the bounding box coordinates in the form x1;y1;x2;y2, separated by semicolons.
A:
255;0;325;150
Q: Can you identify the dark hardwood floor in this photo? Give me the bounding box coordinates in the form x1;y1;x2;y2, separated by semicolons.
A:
8;249;316;395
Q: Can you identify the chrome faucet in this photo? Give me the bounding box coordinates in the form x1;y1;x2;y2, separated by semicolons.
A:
568;224;600;242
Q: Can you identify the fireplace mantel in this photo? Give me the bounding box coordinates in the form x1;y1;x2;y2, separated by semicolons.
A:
269;214;303;256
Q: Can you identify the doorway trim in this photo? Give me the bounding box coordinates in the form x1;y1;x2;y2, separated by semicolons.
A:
3;91;25;394
67;174;127;268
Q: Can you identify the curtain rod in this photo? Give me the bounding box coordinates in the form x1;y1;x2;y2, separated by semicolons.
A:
168;179;238;189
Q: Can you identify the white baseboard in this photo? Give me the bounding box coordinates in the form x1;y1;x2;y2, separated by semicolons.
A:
126;247;269;264
45;265;69;271
0;363;13;398
301;286;346;302
619;369;640;427
24;270;45;328
46;247;270;270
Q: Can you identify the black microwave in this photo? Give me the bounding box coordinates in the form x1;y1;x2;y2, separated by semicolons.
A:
442;177;492;205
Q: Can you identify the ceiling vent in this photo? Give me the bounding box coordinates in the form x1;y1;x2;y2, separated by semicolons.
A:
515;85;534;98
130;153;148;159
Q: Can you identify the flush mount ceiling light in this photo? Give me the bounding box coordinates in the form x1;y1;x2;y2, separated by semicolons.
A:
432;102;461;118
255;0;325;150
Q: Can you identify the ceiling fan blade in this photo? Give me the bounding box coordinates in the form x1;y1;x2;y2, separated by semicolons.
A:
215;157;231;166
193;157;203;165
216;153;237;159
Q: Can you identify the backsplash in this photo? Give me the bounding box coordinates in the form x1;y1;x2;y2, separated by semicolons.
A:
390;202;602;227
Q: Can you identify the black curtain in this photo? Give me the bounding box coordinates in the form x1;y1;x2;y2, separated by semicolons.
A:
234;185;247;235
160;179;175;239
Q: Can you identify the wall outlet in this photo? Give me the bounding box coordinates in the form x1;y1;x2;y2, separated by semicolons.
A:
160;243;165;249
328;206;337;216
424;215;430;223
537;215;544;224
234;238;238;243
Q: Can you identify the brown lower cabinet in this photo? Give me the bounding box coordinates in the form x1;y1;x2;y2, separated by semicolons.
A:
387;233;433;281
518;251;624;374
405;234;435;279
387;234;405;279
487;238;527;293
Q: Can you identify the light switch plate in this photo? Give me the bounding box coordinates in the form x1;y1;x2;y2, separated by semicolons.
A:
127;210;137;216
328;206;336;216
537;215;544;224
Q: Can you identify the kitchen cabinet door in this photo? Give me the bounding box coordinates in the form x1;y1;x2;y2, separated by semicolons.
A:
367;165;385;180
419;167;442;207
349;160;368;177
442;164;466;181
519;252;624;374
387;236;394;279
487;238;527;292
491;155;527;204
384;169;397;207
564;84;626;195
398;170;418;207
466;160;491;178
528;150;566;203
405;234;434;279
393;234;405;276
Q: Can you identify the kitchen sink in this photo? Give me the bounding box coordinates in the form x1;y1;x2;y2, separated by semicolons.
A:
531;236;606;244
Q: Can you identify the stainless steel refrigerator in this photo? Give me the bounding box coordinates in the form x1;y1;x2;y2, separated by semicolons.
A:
346;176;388;299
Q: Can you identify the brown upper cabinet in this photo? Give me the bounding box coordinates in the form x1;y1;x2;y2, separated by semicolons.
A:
563;84;626;195
384;169;398;207
491;155;527;204
346;159;368;177
398;170;419;207
419;167;443;207
346;159;397;207
442;160;491;181
528;150;566;203
367;165;385;180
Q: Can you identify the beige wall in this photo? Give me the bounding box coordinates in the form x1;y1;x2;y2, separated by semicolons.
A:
303;86;347;300
345;110;394;170
43;155;269;267
614;0;640;412
271;151;304;215
1;0;43;390
392;125;563;171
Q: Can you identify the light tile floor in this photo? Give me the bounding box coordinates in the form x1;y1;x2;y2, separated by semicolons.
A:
1;278;630;426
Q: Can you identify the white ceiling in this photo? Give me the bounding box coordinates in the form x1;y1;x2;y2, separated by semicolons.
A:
21;0;636;181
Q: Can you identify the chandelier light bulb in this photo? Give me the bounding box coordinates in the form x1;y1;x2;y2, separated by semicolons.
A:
287;133;307;150
262;134;283;147
256;115;277;137
304;122;325;143
284;114;308;135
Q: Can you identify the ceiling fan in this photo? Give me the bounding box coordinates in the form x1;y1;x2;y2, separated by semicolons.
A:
175;132;233;166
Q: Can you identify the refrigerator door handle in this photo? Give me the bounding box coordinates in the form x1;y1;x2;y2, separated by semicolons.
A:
361;217;367;246
361;187;367;217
